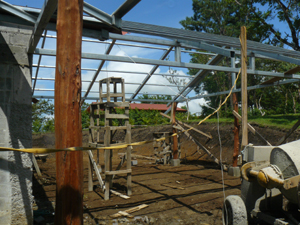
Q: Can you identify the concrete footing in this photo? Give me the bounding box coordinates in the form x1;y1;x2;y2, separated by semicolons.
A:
170;159;180;166
228;166;241;177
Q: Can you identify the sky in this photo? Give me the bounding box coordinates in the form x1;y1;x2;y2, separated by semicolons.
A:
6;0;209;114
5;0;291;115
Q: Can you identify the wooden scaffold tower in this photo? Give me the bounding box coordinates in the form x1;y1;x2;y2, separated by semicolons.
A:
88;77;132;200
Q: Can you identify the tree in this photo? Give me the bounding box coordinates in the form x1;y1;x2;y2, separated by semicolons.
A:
251;0;299;50
32;100;92;132
137;94;172;104
180;0;300;116
81;102;90;129
32;99;54;133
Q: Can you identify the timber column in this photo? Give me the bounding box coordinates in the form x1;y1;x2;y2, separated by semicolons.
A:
55;0;84;224
240;26;248;149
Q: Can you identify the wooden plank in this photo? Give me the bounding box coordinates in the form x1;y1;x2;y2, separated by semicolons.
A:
90;125;127;131
284;66;300;75
110;189;130;199
161;183;185;190
87;152;93;192
232;111;272;146
175;123;222;167
87;150;105;190
276;118;300;146
159;112;212;139
172;103;179;159
101;93;124;98
118;153;156;160
106;102;129;108
118;211;133;218
106;114;129;119
105;169;132;175
260;77;282;85
32;155;42;177
110;204;149;218
241;26;248;148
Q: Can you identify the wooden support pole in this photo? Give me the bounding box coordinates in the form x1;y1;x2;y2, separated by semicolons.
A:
171;103;179;159
232;92;240;167
159;112;212;139
54;0;84;224
276;118;300;146
232;110;272;146
241;26;248;149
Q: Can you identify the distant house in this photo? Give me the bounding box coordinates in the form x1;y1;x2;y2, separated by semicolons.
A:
130;103;187;112
86;103;187;113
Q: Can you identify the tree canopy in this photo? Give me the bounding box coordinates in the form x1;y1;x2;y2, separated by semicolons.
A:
180;0;300;116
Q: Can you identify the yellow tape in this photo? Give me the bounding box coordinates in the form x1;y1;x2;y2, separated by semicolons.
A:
0;69;240;154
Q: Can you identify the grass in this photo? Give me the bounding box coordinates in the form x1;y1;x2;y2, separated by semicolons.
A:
187;113;300;130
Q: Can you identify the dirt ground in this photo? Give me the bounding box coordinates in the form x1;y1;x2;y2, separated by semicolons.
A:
32;123;300;225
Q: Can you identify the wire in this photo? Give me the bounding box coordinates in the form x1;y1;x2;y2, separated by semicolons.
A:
198;69;241;125
116;44;136;64
202;104;226;202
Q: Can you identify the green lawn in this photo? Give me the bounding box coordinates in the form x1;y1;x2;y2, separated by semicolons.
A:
191;114;300;130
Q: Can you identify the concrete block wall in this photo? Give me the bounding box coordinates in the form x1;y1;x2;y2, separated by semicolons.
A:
0;26;33;224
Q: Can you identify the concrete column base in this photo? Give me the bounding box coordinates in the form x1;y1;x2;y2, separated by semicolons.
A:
170;159;180;166
228;166;240;177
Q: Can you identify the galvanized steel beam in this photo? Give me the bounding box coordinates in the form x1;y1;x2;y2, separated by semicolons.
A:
28;0;57;54
189;79;300;100
32;30;47;94
0;0;36;24
165;54;225;112
112;0;141;19
83;2;113;26
34;48;300;79
130;47;173;100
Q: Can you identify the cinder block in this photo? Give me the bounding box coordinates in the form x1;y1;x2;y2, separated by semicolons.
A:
131;160;138;166
170;159;180;166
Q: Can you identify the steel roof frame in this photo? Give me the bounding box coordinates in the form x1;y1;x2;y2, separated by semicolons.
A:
1;0;300;108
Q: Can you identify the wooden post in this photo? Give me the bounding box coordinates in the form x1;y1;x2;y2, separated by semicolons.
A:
232;92;240;167
54;0;84;224
125;105;132;195
171;103;178;159
231;47;240;167
241;26;248;149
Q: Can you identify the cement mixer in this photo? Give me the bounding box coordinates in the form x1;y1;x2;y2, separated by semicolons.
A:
222;140;300;225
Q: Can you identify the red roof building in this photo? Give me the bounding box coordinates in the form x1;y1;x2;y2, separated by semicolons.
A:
130;103;187;112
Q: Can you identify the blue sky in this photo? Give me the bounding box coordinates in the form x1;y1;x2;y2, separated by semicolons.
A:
8;0;194;28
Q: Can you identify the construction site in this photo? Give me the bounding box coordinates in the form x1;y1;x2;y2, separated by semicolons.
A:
1;0;300;225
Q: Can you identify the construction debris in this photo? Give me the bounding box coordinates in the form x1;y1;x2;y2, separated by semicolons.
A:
161;183;185;190
110;204;149;218
110;190;130;199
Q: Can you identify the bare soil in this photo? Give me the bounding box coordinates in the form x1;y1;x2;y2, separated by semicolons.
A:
32;123;300;225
